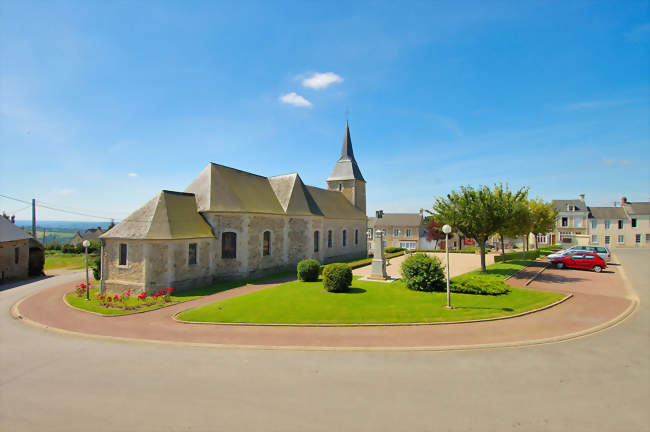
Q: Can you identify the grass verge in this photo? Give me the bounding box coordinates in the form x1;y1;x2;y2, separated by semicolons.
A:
65;271;294;316
177;260;564;324
45;252;95;270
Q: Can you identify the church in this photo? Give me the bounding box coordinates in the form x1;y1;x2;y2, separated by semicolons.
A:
100;122;368;294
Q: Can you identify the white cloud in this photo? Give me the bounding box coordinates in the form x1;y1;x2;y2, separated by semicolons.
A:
56;188;75;196
128;173;138;177
301;72;343;90
279;92;312;107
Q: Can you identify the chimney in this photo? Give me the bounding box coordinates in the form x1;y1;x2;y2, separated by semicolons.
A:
621;197;628;206
579;194;585;202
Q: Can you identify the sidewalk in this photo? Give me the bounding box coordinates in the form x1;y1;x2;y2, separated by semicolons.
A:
13;261;635;350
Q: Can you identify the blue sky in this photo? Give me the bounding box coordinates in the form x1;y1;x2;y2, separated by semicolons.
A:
1;0;649;221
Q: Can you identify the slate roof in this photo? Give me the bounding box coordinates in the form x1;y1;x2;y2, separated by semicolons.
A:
0;217;32;242
102;191;214;240
624;202;650;215
368;213;423;228
74;227;104;241
552;199;588;212
327;121;365;182
304;186;366;220
588;207;626;219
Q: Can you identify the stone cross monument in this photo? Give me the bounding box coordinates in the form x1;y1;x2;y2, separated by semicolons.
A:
369;230;389;280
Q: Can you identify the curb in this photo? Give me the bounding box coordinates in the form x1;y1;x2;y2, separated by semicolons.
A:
172;293;573;327
525;263;550;286
504;258;545;282
10;294;637;352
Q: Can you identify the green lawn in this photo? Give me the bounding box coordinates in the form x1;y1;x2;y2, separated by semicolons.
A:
177;260;564;324
45;252;94;270
65;271;294;316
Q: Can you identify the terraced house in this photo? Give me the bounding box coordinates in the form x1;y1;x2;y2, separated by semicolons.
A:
367;212;424;250
546;195;650;248
100;123;368;294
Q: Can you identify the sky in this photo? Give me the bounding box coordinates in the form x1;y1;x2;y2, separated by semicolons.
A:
1;0;649;221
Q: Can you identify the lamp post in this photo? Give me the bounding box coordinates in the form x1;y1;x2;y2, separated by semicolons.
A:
442;224;452;309
82;240;90;301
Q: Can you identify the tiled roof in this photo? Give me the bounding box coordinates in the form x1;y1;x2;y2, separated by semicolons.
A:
588;207;626;219
624;202;650;215
0;217;31;242
368;213;422;228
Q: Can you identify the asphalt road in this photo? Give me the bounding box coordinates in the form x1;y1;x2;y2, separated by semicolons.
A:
1;249;648;432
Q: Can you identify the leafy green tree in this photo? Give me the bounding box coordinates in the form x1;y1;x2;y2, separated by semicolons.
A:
492;184;528;255
503;199;533;258
431;184;526;272
529;199;557;249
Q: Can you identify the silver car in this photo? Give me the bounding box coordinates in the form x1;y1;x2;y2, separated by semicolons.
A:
548;245;610;262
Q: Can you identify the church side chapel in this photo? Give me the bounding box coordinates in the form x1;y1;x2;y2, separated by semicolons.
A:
100;123;368;294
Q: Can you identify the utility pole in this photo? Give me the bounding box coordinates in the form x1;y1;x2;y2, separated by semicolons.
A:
42;227;47;247
32;199;36;238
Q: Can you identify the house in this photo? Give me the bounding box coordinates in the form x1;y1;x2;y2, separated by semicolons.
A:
0;217;44;282
70;227;105;246
100;122;368;295
367;212;423;251
545;195;650;248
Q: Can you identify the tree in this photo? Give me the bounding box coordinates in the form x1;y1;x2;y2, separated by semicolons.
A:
529;199;558;249
431;184;526;272
503;199;533;258
424;218;445;248
492;184;528;255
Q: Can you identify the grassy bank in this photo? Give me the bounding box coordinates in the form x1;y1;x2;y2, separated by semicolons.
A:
177;260;564;324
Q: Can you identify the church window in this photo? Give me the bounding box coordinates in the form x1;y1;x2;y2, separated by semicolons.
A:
314;231;319;252
355;229;358;245
342;230;347;247
327;230;332;248
222;232;237;259
119;243;127;265
263;231;271;256
188;243;197;265
14;247;19;264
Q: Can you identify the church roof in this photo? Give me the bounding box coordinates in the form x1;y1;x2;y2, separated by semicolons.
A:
102;190;214;240
327;121;365;182
183;163;365;219
0;217;32;242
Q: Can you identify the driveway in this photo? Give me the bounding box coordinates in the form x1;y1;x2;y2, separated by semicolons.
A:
0;249;647;431
353;251;496;279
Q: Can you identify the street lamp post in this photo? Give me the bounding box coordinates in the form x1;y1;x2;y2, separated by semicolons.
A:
82;240;90;301
442;224;452;309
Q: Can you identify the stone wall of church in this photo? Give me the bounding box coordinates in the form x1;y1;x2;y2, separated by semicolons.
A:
102;239;146;293
320;218;368;263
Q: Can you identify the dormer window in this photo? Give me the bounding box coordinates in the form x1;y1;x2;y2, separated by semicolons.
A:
568;205;575;211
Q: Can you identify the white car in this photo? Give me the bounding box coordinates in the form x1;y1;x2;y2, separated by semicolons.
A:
547;245;611;262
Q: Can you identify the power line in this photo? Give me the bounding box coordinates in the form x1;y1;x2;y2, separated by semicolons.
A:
0;193;116;221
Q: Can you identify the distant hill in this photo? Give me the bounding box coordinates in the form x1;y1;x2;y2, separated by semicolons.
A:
13;220;116;245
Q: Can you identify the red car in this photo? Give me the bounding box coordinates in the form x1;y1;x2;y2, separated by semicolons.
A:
551;252;607;273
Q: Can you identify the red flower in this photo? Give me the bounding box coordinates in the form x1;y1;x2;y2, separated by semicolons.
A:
99;295;104;300
167;287;173;293
79;283;86;289
107;297;112;302
113;295;118;301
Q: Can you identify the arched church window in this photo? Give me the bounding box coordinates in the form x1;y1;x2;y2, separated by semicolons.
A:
342;230;347;247
327;230;332;248
314;231;319;252
263;231;271;256
222;232;236;259
355;229;359;245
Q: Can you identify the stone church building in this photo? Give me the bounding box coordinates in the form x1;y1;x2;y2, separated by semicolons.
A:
101;123;367;294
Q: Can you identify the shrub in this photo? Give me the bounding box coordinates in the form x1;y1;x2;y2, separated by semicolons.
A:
92;255;101;280
494;250;540;262
384;247;405;253
400;253;445;292
322;263;352;292
451;277;510;295
297;259;321;282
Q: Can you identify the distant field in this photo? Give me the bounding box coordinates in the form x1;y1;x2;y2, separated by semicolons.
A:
44;252;96;271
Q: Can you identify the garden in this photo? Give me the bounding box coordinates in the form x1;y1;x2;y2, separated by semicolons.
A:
176;256;565;325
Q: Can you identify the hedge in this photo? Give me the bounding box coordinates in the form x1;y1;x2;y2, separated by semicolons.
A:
345;251;406;270
297;259;320;282
384;247;406;253
493;249;540;262
450;276;511;295
322;263;353;292
416;249;478;254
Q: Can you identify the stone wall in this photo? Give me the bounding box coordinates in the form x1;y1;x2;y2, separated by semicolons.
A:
0;239;29;282
103;239;145;293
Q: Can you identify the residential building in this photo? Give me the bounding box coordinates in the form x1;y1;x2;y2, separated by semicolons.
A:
100;122;368;295
0;217;44;282
551;195;590;245
71;227;105;246
367;212;423;250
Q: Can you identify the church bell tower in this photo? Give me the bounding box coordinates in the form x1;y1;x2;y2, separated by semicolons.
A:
327;121;366;214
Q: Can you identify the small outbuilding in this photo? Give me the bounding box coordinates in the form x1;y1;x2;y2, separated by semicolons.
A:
0;217;35;283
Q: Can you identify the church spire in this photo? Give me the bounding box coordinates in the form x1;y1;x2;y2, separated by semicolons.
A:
328;121;365;182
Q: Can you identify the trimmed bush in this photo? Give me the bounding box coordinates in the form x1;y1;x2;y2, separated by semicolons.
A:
384;247;406;253
322;263;353;292
297;259;320;282
450;276;510;295
494;250;540;262
400;253;445;292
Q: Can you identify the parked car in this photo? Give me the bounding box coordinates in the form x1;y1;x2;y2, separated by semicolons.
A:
551;252;607;273
547;245;611;262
